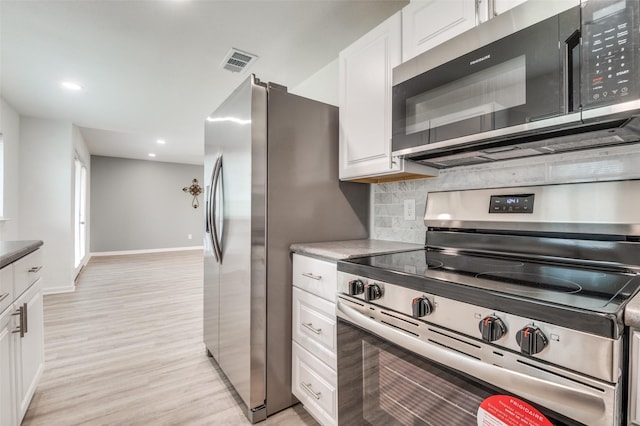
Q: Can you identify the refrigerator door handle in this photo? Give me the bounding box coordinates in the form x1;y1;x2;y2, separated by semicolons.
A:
208;156;221;263
211;155;223;263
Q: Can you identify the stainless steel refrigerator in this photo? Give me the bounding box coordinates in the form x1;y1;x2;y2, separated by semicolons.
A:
203;74;369;423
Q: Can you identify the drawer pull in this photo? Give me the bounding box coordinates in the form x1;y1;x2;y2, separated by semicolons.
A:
302;322;322;335
29;266;43;273
302;272;322;281
11;304;26;338
301;382;321;400
0;293;8;303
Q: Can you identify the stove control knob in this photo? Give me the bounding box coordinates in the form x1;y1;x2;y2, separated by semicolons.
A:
478;315;507;342
412;297;434;318
364;283;382;301
516;325;548;355
348;279;365;296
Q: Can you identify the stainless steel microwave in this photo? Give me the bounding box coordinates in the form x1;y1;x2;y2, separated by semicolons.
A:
392;0;640;168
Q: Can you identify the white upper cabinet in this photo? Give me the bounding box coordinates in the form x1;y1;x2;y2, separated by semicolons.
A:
339;12;438;182
402;0;477;62
494;0;528;16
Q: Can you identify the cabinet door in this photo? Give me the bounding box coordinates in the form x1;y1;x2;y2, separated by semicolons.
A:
292;341;337;426
14;281;44;423
339;12;402;180
0;307;16;426
0;265;13;316
402;0;476;62
631;329;640;425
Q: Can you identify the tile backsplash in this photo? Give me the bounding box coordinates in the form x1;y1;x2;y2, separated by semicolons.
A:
373;144;640;244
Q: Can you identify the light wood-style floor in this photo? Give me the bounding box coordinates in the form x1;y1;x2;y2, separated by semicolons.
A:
22;249;317;425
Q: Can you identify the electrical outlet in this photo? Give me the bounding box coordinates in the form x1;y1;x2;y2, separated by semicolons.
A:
188;234;193;240
404;199;416;221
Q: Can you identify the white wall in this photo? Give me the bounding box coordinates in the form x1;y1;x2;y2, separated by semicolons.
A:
291;59;339;106
19;118;75;293
0;97;21;240
90;155;204;253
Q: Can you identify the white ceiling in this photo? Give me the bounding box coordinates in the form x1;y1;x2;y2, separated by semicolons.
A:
1;0;406;165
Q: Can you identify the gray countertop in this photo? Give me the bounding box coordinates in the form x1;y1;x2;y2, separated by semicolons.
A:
0;240;43;269
290;239;423;261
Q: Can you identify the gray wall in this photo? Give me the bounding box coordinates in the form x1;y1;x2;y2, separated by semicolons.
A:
373;144;640;244
90;155;204;253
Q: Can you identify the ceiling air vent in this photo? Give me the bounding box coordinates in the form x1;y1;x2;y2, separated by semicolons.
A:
221;48;258;73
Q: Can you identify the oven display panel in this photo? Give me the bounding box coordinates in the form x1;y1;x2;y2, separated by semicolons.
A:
489;194;534;213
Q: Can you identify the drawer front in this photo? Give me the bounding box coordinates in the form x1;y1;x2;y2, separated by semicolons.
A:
14;250;43;298
292;287;337;369
0;265;13;314
292;254;337;302
292;341;337;426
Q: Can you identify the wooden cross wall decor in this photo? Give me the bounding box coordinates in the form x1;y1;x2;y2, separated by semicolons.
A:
183;178;203;208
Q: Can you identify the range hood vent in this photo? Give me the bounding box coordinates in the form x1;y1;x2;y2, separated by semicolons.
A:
221;48;258;73
408;115;640;169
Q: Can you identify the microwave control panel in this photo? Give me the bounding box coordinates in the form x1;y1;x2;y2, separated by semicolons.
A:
582;0;639;108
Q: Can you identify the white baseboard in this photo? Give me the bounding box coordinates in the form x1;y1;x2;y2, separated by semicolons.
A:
43;285;75;295
90;246;203;257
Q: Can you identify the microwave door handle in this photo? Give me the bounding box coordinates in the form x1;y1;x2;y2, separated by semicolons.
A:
563;30;581;114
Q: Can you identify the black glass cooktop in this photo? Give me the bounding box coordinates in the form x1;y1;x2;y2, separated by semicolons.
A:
342;248;640;314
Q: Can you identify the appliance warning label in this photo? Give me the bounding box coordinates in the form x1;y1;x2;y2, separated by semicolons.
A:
477;395;553;426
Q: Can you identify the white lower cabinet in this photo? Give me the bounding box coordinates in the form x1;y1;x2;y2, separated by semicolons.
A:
14;281;45;422
630;328;640;424
0;307;16;426
292;342;337;426
292;254;338;426
0;248;45;426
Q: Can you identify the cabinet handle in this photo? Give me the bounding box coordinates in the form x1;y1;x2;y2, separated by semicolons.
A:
302;272;322;281
301;382;321;400
11;305;25;338
0;293;8;303
22;302;28;334
302;322;322;335
29;266;43;273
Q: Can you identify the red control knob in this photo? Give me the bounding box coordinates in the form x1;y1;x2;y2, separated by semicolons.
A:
478;315;507;342
516;325;548;355
348;279;364;296
364;283;382;301
412;296;434;318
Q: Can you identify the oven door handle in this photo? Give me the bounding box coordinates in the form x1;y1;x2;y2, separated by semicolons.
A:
337;299;611;426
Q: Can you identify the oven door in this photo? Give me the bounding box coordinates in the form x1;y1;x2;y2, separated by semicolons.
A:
336;297;620;426
391;6;581;158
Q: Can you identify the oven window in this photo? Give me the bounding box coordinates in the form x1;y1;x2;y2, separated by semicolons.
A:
362;340;491;424
338;319;577;426
405;55;526;136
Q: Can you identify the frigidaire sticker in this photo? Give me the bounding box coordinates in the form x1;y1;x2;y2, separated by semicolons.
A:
477;395;553;426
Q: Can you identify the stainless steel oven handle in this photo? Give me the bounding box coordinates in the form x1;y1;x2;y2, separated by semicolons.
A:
337;299;609;425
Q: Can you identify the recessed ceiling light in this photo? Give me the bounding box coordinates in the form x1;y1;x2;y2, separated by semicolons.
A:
61;81;83;91
157;139;166;144
148;153;156;157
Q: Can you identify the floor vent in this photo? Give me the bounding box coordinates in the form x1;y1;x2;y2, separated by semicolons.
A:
221;48;258;73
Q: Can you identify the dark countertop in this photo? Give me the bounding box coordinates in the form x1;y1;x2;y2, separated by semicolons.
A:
290;239;423;261
0;240;43;269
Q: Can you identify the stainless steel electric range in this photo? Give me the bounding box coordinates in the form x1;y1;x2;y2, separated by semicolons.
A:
336;180;640;426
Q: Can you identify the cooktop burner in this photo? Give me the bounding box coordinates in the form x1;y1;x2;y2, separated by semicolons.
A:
474;271;582;294
344;248;640;313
